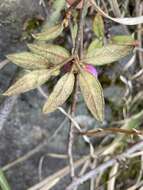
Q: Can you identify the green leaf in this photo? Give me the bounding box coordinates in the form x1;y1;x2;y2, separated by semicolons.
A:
7;52;49;70
3;69;54;96
79;69;104;122
83;44;133;66
0;169;11;190
87;39;103;54
110;35;135;45
27;43;70;65
93;13;104;39
32;23;64;41
43;72;75;113
42;0;65;29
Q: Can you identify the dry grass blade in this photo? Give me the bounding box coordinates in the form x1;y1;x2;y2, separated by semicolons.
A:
107;163;119;190
90;0;143;25
66;141;143;190
80;128;143;137
28;156;89;190
108;0;121;17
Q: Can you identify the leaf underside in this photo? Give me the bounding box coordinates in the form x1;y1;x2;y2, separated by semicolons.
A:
7;52;49;70
3;69;54;96
27;43;70;65
79;69;104;122
43;72;75;114
32;23;64;41
84;44;133;66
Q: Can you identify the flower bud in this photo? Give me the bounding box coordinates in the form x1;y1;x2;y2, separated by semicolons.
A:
84;64;98;77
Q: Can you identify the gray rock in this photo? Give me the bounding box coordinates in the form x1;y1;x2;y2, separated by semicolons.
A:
0;1;70;189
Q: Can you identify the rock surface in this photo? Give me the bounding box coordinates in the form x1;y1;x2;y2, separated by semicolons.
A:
0;1;70;189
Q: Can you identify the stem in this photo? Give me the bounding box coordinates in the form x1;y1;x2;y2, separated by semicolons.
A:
74;0;86;56
67;0;83;13
68;0;86;184
68;75;78;179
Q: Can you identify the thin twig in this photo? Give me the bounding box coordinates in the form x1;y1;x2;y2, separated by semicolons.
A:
80;127;143;137
136;1;143;67
68;74;79;180
68;0;86;182
66;141;143;190
74;0;86;55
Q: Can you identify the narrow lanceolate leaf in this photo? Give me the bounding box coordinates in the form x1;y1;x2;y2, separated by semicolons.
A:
28;43;70;64
43;72;75;113
110;35;135;45
32;23;64;41
7;52;49;70
79;70;104;122
0;169;11;190
71;23;78;47
83;44;133;66
3;70;53;96
93;13;104;39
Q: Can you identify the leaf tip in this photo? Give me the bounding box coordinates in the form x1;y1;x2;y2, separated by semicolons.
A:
42;105;51;114
2;91;10;96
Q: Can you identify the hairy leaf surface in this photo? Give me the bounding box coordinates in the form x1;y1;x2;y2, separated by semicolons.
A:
110;35;135;45
87;39;103;54
3;70;53;96
28;43;70;64
7;52;49;70
83;44;133;66
79;70;104;122
32;23;64;41
43;72;75;113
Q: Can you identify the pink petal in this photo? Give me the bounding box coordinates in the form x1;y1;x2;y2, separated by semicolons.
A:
84;64;98;77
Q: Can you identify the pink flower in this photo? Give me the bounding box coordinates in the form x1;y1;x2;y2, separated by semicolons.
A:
84;64;98;77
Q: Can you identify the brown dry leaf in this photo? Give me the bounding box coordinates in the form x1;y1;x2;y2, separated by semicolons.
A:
32;23;64;41
27;43;70;64
79;69;104;122
3;69;54;96
43;72;75;113
7;52;49;70
83;44;133;66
